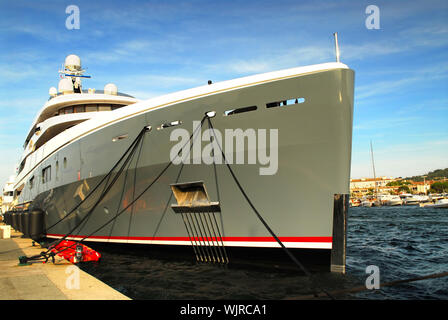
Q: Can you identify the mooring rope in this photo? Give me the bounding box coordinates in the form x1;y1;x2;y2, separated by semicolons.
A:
125;132;146;242
106;132;145;241
207;115;229;263
150;113;204;240
43;116;208;260
19;127;149;264
44;126;149;233
52;127;146;243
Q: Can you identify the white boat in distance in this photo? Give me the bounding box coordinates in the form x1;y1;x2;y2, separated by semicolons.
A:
400;194;420;205
385;195;403;206
361;195;380;207
377;194;402;206
5;50;354;269
420;199;448;208
361;200;373;207
1;175;16;214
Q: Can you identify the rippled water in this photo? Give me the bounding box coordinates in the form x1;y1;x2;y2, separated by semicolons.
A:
80;206;448;300
346;206;448;300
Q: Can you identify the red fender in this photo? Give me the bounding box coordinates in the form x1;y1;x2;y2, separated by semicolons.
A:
49;240;101;263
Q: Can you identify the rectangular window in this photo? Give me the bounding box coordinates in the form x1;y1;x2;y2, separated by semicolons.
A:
158;120;182;130
266;102;280;108
18;161;25;174
224;105;257;116
98;104;112;111
85;104;98;112
65;107;74;114
74;105;85;113
266;97;305;108
29;176;34;189
42;166;51;183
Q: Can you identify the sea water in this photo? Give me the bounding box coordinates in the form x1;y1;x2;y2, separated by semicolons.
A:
80;206;448;300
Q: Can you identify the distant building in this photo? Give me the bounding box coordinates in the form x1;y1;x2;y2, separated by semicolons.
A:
350;176;395;189
350;176;397;198
350;176;434;198
408;180;432;194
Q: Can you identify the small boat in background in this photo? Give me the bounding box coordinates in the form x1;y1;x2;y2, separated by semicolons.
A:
361;200;373;207
361;196;380;207
401;194;420;206
378;194;391;206
385;195;403;206
415;195;430;203
420;199;448;209
430;194;445;202
350;198;361;207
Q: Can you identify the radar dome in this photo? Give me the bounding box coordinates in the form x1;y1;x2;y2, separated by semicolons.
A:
49;87;58;97
104;83;118;95
65;54;81;71
58;78;74;94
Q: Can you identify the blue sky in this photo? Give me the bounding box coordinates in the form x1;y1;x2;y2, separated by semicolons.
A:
0;0;447;187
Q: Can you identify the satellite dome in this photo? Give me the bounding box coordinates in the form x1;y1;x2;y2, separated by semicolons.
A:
65;54;81;72
49;86;58;97
58;78;74;94
104;83;118;95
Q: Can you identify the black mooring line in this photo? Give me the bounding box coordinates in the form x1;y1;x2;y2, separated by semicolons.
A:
49;116;209;258
44;128;147;257
45;127;147;233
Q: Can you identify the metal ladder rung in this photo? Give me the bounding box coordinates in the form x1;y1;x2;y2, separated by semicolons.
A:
170;181;228;264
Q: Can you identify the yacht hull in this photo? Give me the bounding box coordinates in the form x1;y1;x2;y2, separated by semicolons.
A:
22;66;354;267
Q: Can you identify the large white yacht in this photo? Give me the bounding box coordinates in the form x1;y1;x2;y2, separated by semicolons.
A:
7;51;355;270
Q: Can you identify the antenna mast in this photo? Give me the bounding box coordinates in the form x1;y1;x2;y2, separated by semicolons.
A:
333;32;340;63
370;140;378;197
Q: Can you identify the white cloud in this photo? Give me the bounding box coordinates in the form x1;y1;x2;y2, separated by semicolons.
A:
354;116;422;131
355;62;448;102
0;63;54;84
203;45;334;77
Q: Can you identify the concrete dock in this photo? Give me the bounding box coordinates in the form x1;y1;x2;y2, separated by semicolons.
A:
0;224;130;300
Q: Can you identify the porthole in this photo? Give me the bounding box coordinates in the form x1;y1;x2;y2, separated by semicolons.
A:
157;120;182;130
266;97;305;108
223;105;257;116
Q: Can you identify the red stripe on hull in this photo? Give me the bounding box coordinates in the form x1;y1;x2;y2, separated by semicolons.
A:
46;234;332;243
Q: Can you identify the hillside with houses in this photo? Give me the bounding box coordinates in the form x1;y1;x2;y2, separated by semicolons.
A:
351;168;448;198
